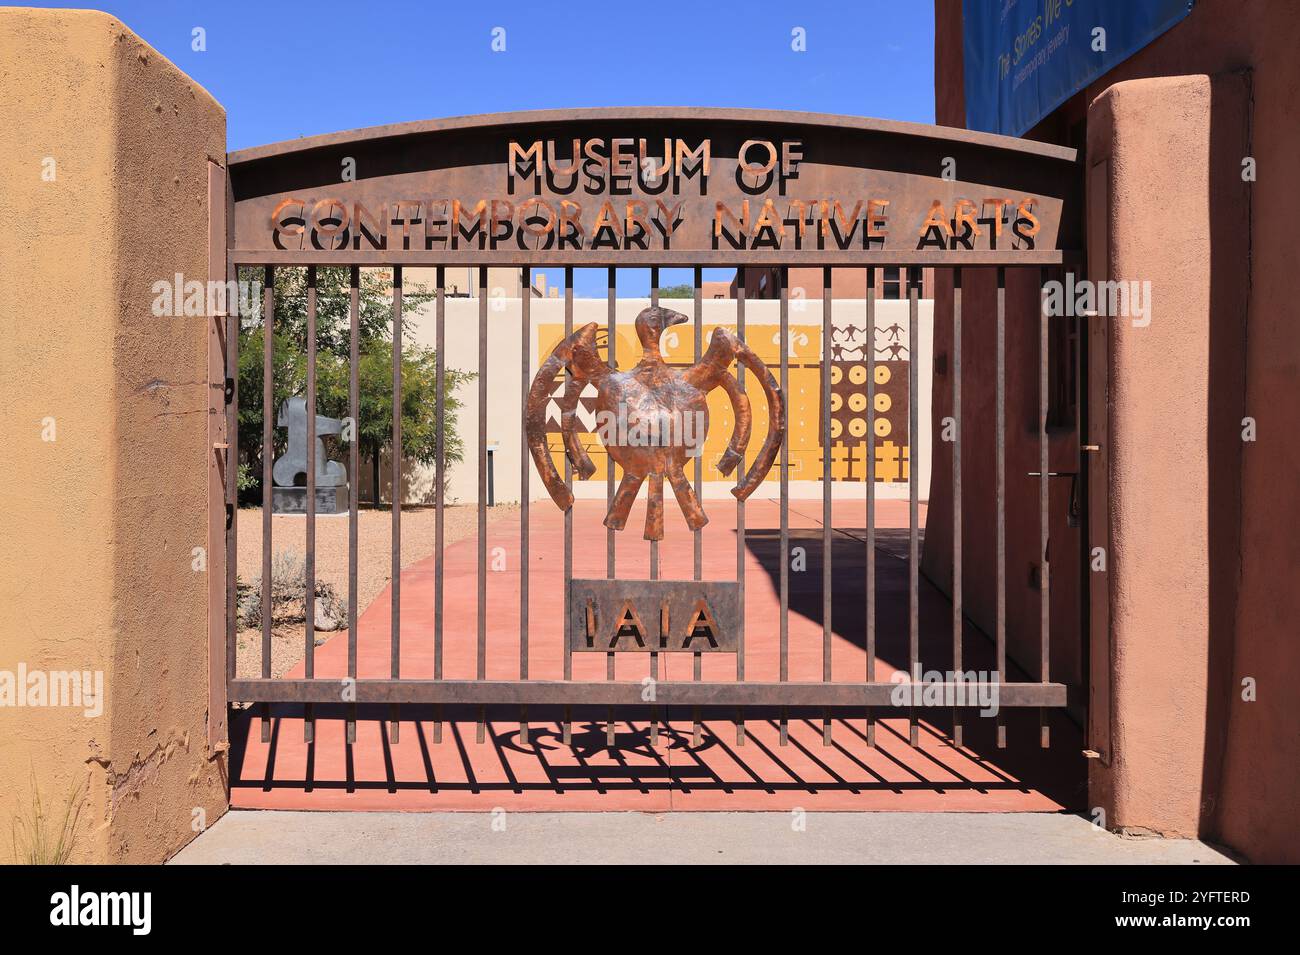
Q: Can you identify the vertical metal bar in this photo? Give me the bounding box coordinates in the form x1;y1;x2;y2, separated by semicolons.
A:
606;266;616;748
821;266;833;746
951;268;963;749
304;266;317;744
259;267;273;743
1039;266;1051;748
433;267;445;743
520;266;531;744
649;267;660;748
692;266;703;748
865;267;876;747
477;266;489;744
224;251;240;703
779;266;789;746
693;267;704;589
563;267;574;745
347;266;359;744
390;265;402;742
735;267;747;745
908;268;920;748
218;216;236;751
995;266;1007;749
607;266;618;587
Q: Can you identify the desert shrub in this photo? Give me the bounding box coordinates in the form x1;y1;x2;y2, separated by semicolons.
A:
236;549;345;631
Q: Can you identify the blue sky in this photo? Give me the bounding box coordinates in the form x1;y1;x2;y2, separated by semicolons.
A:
30;0;936;295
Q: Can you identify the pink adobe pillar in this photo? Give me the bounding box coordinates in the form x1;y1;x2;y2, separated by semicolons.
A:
1085;73;1248;838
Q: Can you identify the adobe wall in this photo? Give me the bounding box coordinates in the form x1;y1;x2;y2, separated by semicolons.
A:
932;0;1299;861
1079;0;1300;870
0;8;228;863
1086;73;1248;841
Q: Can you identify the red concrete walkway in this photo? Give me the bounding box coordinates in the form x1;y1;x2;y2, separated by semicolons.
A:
230;498;1086;811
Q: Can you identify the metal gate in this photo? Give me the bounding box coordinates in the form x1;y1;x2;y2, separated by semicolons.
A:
218;109;1079;754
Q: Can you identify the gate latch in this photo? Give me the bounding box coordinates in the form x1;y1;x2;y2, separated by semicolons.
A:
1026;470;1082;528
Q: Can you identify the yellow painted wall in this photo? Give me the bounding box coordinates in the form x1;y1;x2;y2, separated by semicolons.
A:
537;321;913;485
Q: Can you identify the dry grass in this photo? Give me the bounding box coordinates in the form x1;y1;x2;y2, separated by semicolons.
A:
234;503;518;678
10;770;83;865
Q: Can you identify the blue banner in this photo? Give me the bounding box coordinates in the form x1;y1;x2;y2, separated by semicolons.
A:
963;0;1194;136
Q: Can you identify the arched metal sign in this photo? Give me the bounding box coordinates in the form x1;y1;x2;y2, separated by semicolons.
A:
229;107;1079;266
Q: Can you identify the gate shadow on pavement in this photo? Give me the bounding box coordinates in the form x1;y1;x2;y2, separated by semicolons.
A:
230;702;1083;809
742;524;1084;809
229;500;1086;811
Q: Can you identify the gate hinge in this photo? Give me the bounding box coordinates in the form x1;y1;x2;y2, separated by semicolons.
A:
224;377;235;405
225;502;234;530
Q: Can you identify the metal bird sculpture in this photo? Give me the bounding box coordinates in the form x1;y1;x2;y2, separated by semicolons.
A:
526;306;785;541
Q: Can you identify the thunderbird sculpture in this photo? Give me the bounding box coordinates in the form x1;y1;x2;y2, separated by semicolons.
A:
526;306;785;540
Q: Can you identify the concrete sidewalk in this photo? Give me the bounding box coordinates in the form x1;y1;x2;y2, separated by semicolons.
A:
171;810;1236;865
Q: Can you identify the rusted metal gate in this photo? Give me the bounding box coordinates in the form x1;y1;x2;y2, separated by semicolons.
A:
219;109;1080;752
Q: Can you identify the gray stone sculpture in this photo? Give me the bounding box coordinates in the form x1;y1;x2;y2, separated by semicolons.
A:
271;396;349;514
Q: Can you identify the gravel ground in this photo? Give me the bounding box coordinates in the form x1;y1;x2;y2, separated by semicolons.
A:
235;503;518;678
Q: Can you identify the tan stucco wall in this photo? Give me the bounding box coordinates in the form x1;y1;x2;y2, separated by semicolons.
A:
0;8;228;863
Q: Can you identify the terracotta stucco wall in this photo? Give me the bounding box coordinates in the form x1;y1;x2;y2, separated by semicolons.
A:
1078;0;1300;869
1086;73;1249;840
932;0;1300;861
0;8;228;863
